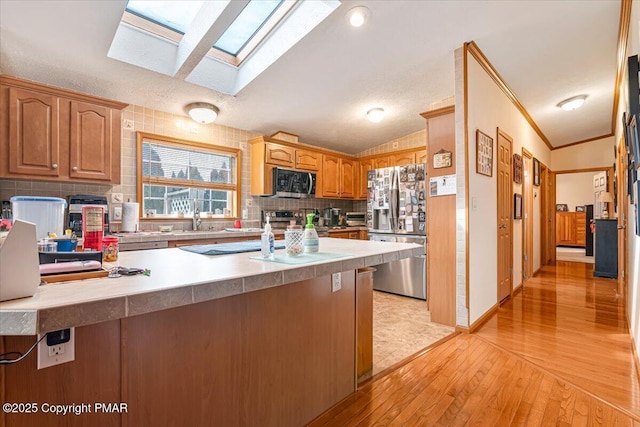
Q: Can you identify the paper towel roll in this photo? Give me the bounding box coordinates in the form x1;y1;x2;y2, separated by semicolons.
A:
121;202;139;232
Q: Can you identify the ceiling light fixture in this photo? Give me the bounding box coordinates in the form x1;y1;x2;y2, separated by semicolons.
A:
185;102;219;124
346;6;370;28
557;95;587;111
366;108;385;123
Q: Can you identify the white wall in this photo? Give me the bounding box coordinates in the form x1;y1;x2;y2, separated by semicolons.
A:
458;48;551;326
556;172;597;211
619;1;640;360
551;136;615;171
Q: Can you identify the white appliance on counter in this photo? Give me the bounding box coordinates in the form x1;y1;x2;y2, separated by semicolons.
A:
367;163;427;300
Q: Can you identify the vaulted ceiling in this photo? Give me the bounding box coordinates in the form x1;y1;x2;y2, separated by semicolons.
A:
0;1;627;154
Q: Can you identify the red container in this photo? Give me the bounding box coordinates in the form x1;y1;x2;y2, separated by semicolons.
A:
82;206;104;251
102;236;119;262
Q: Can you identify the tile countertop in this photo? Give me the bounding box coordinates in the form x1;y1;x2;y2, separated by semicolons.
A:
114;226;368;243
0;238;421;336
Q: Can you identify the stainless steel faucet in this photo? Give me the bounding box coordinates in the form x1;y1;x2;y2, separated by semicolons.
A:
193;198;202;231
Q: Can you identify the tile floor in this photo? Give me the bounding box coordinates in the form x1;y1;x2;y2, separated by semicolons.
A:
371;291;455;377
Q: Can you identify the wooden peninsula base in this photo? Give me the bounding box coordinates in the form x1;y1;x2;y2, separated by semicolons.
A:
1;272;356;427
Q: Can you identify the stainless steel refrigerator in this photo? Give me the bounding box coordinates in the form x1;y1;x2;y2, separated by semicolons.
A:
366;164;427;300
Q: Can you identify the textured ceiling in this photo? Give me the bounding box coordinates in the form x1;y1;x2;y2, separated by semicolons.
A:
0;1;622;153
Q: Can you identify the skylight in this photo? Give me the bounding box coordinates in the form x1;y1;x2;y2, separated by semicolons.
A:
109;0;341;96
213;1;283;56
125;0;203;34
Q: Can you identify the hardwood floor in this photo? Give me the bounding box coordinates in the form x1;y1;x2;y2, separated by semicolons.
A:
309;261;640;426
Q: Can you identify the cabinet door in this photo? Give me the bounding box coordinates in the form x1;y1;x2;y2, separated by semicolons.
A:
389;152;415;166
329;231;350;239
415;150;427;164
373;156;389;169
265;142;294;167
69;100;114;181
7;87;61;177
321;154;340;198
556;212;576;245
358;159;373;199
295;149;320;171
340;158;356;198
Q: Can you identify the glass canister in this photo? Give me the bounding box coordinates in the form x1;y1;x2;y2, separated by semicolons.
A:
285;225;303;256
102;235;119;262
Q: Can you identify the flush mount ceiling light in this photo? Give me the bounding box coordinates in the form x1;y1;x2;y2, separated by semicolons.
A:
346;6;370;27
557;95;587;111
185;102;219;124
366;107;385;123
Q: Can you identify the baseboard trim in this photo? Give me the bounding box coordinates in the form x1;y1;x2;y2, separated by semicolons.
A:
456;303;499;334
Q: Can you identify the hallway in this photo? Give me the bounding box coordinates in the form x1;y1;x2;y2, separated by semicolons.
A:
310;261;640;425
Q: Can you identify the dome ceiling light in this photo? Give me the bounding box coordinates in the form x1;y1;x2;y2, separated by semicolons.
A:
366;107;385;123
346;6;370;28
557;95;587;111
185;102;219;124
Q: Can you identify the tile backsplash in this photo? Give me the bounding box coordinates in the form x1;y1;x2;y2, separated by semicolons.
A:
0;104;378;231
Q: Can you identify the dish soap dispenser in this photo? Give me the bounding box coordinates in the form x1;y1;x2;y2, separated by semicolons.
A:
261;216;275;259
303;213;319;253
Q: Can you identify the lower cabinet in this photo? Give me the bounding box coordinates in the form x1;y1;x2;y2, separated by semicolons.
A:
556;212;586;247
356;267;375;383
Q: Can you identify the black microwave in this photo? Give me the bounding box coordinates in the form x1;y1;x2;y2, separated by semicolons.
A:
272;168;316;198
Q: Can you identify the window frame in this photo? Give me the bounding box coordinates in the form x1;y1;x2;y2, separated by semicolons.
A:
136;131;242;220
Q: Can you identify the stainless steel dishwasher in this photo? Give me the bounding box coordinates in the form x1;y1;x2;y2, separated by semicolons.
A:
368;233;426;300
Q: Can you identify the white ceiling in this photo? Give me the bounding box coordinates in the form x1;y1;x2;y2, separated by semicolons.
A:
0;1;623;154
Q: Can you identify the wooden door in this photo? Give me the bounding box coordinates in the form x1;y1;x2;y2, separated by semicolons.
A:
358;159;373;199
497;130;513;302
593;170;608;218
522;151;533;280
321;154;340;198
373;156;389;169
549;172;557;262
389;151;415;166
7;87;61;177
340;158;356;198
295;149;320;171
69;100;113;181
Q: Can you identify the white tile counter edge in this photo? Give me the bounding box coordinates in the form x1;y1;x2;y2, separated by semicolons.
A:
0;238;422;335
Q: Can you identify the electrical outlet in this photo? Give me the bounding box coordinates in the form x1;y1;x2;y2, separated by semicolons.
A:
242;208;248;219
331;273;341;292
245;199;253;207
392;141;399;149
123;119;134;129
38;328;75;369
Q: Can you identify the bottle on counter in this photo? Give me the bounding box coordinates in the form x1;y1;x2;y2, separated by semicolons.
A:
303;213;319;253
261;216;275;259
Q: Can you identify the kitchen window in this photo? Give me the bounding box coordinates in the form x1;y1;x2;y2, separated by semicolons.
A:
137;132;241;218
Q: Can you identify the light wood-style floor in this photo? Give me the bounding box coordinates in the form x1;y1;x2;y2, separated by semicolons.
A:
309;261;640;426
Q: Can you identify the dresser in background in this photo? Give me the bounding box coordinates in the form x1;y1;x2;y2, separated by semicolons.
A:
556;211;586;247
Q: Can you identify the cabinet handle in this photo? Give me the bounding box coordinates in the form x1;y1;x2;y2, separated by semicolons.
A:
51;163;58;169
72;166;78;172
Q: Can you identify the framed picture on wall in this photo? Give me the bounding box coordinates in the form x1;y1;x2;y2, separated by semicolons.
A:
475;130;493;177
514;194;522;219
513;153;522;184
533;157;541;186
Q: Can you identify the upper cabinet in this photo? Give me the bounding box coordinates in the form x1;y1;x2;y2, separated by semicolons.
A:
390;151;415;166
358;158;374;200
0;75;127;184
295;148;321;171
317;154;357;199
265;142;295;168
373;156;389;169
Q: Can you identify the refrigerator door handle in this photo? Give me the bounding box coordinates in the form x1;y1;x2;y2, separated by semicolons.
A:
390;167;399;231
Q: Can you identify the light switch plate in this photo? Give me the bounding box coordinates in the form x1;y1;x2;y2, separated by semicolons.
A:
113;206;123;221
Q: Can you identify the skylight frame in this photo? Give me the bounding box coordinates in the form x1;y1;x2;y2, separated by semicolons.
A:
124;1;204;35
121;11;183;44
207;0;298;67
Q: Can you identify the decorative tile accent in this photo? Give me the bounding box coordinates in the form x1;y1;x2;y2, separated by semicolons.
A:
127;287;192;317
193;278;243;303
38;298;126;334
243;271;283;292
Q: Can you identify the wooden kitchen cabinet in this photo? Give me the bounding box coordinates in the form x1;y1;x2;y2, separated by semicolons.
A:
340;158;357;198
373;156;389;169
328;229;363;239
358;158;373;200
390;151;415;166
318;154;357;199
295;148;320;171
265;142;295;168
416;149;427;164
0;75;127;184
356;267;375;382
556;212;586;247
